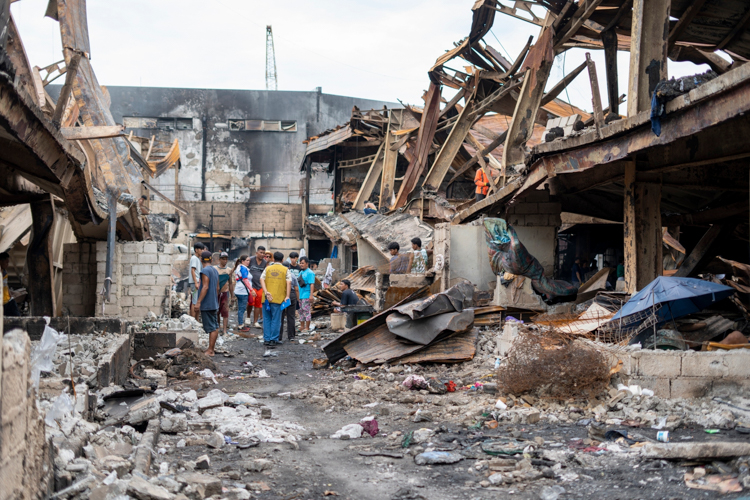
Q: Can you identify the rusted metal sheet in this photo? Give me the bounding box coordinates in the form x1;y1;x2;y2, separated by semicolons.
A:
526;76;750;182
57;0;143;197
393;280;474;320
386;310;474;345
322;286;430;363
394;328;477;364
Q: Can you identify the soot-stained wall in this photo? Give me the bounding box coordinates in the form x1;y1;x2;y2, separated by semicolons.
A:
50;85;395;204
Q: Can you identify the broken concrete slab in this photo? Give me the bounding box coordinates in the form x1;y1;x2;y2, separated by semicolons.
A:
160;413;187;433
128;398;161;425
127;475;174;500
641;442;750;460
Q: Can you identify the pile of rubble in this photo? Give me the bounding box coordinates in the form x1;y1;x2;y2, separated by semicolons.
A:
42;382;307;499
31;331;128;382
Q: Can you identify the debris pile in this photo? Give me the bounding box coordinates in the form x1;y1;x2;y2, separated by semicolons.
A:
497;326;610;399
31;331;128;382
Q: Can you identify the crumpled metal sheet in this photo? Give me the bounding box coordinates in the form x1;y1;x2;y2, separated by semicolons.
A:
394;280;474;320
386;309;474;345
58;0;143;197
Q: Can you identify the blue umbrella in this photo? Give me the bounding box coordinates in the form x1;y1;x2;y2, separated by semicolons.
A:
610;276;734;325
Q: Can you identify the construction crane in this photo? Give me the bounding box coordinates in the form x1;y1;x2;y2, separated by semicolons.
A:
265;25;278;91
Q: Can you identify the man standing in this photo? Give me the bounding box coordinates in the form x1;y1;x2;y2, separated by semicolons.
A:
260;252;291;347
280;252;301;341
216;252;232;335
195;250;220;357
247;246;268;328
188;243;205;321
332;279;359;329
297;256;315;333
388;242;409;274
408;237;428;274
571;258;583;287
1;252;20;317
474;167;490;202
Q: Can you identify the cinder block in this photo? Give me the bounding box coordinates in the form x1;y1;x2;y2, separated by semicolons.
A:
138;253;158;264
121;275;134;286
126;306;150;319
97;262;106;273
81;243;90;254
134;296;156;307
155;275;172;286
513;203;538;215
671;377;712;399
96;241;107;253
521;188;550;203
636;351;682;378
154;264;173;275
65;293;83;306
506;215;525;227
135;275;156;286
127;286;150;297
712;377;750;397
120;254;137;264
163;244;175;255
158;254;173;265
681;352;729;377
120;296;134;307
537;202;561;214
102;304;120;316
722;350;750;378
132;264;152;275
143;242;158;253
523;215;548;226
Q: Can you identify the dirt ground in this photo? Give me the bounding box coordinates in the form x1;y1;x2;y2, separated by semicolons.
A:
147;315;750;500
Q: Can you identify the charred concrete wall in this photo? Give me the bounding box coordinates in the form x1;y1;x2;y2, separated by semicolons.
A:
62;243;98;317
47;85;396;205
153;200;304;256
0;329;52;500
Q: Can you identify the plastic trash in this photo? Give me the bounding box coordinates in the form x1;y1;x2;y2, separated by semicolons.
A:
414;451;464;465
45;391;75;426
257;369;270;378
360;417;379;437
330;423;363;439
198;368;218;384
539;485;566;500
30;317;65;387
494;357;501;369
495;399;507;410
402;374;428;390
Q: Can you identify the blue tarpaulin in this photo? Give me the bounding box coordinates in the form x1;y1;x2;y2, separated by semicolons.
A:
610;276;734;325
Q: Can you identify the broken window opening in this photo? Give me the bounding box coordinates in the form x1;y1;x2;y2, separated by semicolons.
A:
123;116;193;131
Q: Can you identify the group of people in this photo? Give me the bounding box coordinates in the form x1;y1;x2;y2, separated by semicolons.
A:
187;243;318;356
387;237;429;275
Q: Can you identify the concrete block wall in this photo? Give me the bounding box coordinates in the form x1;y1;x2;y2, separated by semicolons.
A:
62;242;98;317
83;241;176;320
505;188;562;228
0;329;52;500
612;349;750;399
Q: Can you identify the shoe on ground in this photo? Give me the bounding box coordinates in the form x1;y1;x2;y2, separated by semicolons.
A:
253;322;262;328
263;341;271;346
238;326;251;332
274;339;283;345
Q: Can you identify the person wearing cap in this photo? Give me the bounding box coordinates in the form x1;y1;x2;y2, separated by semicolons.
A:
216;252;232;335
260;251;292;346
196;250;220;356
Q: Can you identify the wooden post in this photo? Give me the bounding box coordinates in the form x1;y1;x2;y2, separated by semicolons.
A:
353;142;385;210
585;53;605;133
502;23;554;169
422;100;476;192
627;0;670;116
601;28;620;116
379;113;398;210
623;161;662;293
28;195;56;316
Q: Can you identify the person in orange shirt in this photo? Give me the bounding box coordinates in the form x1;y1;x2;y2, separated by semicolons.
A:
474;167;491;201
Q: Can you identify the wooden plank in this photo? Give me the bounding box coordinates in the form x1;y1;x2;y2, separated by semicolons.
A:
540;60;587;107
716;6;750;51
504;36;533;79
422;93;476;192
673;225;724;278
31;66;47;109
60;125;124;140
379;116;398;210
353;142;385;210
52;52;81;125
627;0;670;116
502;25;553;168
28;195;56;316
394;83;441;210
601;28;620;116
439;88;466;119
448;130;507;184
623;161;637;294
585;53;605;132
668;0;708;48
554;0;605;50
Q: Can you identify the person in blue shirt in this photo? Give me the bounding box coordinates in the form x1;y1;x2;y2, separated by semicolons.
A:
297;256;316;333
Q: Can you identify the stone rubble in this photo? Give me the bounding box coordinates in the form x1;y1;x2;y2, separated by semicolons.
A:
30;331;128;381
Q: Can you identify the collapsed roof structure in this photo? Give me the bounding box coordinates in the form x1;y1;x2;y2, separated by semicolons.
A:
0;0;182;315
302;0;750;299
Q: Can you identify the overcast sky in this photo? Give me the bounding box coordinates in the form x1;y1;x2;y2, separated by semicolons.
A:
12;0;709;113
